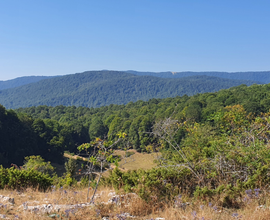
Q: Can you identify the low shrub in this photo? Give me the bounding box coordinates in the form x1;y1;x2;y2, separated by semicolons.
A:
0;166;53;190
125;151;135;158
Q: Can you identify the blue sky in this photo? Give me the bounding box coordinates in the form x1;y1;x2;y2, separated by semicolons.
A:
0;0;270;80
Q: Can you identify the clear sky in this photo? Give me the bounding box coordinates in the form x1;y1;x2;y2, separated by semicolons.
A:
0;0;270;81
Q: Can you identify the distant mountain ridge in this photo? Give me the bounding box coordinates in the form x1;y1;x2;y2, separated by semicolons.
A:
0;76;56;90
0;70;260;109
126;70;270;83
1;71;269;91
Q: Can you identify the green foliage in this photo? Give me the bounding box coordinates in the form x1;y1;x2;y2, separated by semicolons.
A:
102;167;192;201
0;165;53;190
79;176;90;187
102;104;270;206
77;133;126;166
53;173;77;188
0;104;88;167
23;155;54;174
13;82;270;155
8;82;270;159
77;134;126;202
64;158;77;177
125;151;135;157
79;176;97;188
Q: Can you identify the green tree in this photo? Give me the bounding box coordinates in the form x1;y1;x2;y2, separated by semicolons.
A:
23;155;54;174
64;158;77;177
89;117;108;139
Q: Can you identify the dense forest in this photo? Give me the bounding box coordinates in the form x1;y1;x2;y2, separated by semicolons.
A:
1;83;270;168
0;105;89;167
0;71;259;109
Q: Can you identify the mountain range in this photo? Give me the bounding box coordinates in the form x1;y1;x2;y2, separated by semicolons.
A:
127;70;270;83
0;70;261;109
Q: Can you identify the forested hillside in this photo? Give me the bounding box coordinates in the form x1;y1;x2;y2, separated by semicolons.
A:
127;70;270;83
0;71;258;109
0;83;267;168
0;76;55;90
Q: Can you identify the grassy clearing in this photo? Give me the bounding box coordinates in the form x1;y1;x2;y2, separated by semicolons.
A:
100;150;160;178
64;153;88;162
114;150;160;171
64;150;160;171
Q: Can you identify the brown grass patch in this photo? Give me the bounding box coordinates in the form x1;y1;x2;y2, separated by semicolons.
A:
114;150;160;170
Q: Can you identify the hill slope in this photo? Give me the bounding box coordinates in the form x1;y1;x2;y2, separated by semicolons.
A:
0;76;56;90
0;71;259;109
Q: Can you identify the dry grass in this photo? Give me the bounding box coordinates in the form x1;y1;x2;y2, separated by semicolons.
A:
115;150;160;171
2;186;270;220
101;150;160;178
63;150;159;178
63;150;160;171
64;153;88;162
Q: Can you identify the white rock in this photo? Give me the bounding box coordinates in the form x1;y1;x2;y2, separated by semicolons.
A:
256;205;266;211
147;218;165;220
116;213;136;218
108;192;116;197
0;195;15;204
18;202;94;214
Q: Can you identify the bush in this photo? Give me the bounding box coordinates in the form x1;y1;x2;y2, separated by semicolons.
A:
23;155;54;174
0;166;53;190
125;151;135;158
64;158;77;177
102;167;192;201
103;163;270;206
52;173;78;188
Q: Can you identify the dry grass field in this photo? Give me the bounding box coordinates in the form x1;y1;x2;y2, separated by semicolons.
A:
2;186;270;219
